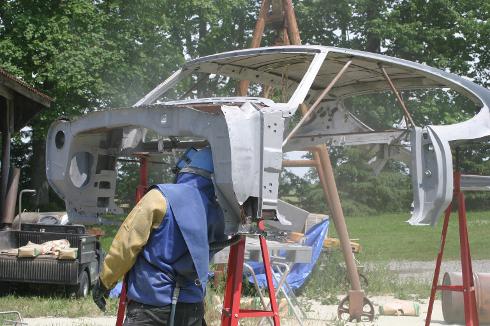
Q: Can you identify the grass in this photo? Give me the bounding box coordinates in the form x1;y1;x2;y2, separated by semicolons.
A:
95;224;120;252
97;210;490;261
0;295;119;318
2;210;489;319
301;251;430;304
330;210;490;261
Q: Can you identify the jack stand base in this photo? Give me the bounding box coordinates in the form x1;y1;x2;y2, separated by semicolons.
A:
221;221;281;326
337;291;375;322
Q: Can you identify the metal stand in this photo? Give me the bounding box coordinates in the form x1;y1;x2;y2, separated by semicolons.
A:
425;169;479;326
221;221;280;326
116;155;149;326
241;1;369;321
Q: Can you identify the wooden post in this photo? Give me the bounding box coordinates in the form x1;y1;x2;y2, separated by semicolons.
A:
282;0;301;45
0;100;13;222
237;0;270;96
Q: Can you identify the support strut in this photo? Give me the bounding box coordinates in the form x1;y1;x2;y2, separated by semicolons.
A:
221;221;280;326
239;0;371;322
116;156;149;326
425;168;479;326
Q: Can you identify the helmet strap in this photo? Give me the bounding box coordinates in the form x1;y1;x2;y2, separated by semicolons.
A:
179;167;212;179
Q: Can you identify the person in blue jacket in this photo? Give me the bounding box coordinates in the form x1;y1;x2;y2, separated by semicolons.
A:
93;147;227;326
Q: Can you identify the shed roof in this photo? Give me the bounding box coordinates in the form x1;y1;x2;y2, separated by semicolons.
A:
0;67;54;131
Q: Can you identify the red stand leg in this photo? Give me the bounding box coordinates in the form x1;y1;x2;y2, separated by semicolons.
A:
115;277;127;326
425;204;452;326
221;222;280;326
259;234;281;325
116;157;149;326
136;156;149;202
425;171;479;326
222;236;246;326
457;180;479;325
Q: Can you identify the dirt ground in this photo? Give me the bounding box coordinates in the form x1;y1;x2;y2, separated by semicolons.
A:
21;260;490;325
21;296;452;325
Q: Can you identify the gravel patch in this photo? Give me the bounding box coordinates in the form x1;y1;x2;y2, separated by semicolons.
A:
380;259;490;281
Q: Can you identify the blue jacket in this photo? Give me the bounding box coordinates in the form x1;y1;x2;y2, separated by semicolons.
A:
126;172;226;306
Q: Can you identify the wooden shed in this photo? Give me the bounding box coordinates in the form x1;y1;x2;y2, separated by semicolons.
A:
0;67;53;223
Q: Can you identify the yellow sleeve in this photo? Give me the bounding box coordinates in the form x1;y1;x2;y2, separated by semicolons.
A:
99;189;167;289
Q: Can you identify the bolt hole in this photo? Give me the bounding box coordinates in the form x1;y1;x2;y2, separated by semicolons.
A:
55;130;65;149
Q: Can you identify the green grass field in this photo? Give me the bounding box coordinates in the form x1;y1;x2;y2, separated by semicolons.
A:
98;210;490;262
330;210;490;261
1;210;489;318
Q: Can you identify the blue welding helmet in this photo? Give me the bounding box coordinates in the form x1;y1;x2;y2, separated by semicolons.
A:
176;147;214;176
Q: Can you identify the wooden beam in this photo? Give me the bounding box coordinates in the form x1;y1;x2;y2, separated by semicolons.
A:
0;85;14;100
0;100;13;220
283;0;301;45
237;0;270;96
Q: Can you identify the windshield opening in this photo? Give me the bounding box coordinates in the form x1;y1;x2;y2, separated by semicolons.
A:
153;51;317;104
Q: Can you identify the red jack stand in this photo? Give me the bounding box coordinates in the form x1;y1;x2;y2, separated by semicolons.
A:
425;170;479;326
116;156;149;326
221;220;280;326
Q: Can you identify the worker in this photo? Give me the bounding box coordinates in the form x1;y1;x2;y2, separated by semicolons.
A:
92;147;227;325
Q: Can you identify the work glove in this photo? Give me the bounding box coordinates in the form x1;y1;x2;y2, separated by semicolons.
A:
92;278;110;312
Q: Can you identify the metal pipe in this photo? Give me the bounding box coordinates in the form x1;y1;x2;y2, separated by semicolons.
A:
17;189;36;230
315;146;362;291
282;159;316;167
283;60;353;147
296;104;364;318
379;66;415;127
315;145;366;319
3;167;20;224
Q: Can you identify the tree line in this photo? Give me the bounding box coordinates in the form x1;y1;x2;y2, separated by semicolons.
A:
0;0;488;215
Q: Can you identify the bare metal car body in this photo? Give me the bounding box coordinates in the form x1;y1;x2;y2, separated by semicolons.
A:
46;46;490;231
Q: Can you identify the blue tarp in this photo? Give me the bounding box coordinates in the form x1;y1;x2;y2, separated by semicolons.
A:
247;218;329;291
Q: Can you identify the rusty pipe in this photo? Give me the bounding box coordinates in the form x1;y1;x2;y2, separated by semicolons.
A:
2;167;20;224
315;145;366;319
379;66;415;127
315;146;362;291
299;104;362;291
298;103;364;318
283;60;352;147
282;159;317;167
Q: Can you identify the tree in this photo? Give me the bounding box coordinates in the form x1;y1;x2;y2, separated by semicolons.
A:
0;1;119;208
1;0;488;213
291;0;490;215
